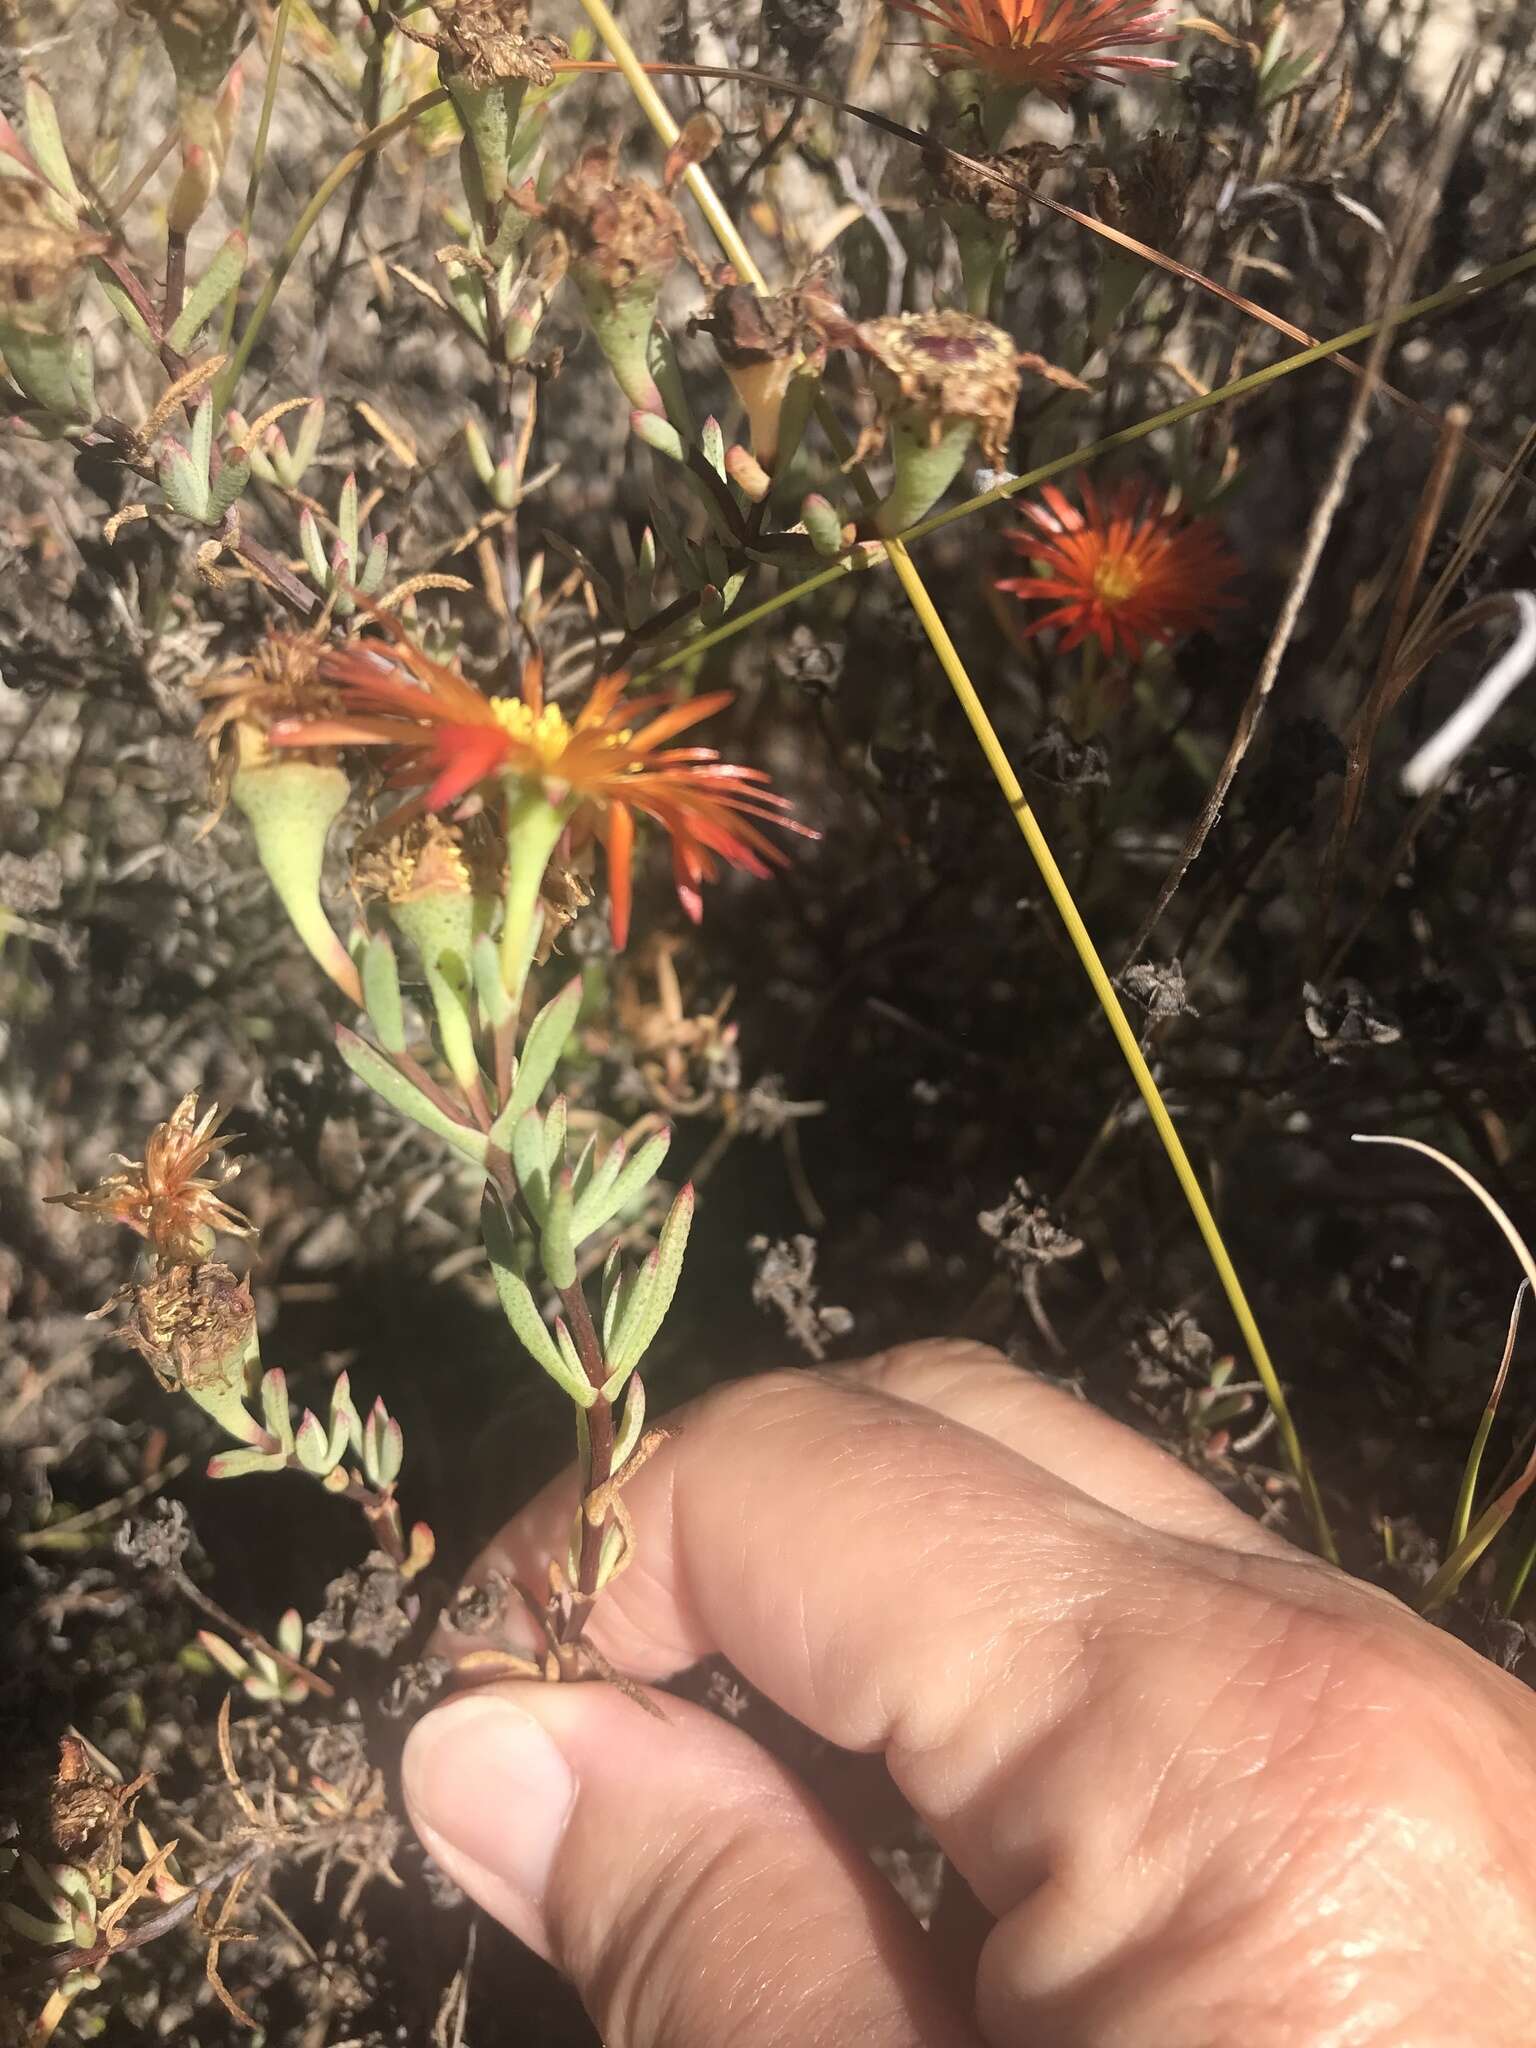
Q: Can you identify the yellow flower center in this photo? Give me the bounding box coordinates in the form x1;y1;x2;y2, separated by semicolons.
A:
491;697;574;772
1092;551;1143;607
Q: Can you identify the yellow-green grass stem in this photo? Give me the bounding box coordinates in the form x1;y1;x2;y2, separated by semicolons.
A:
220;0;293;353
580;0;1337;1555
635;243;1536;681
216;86;448;409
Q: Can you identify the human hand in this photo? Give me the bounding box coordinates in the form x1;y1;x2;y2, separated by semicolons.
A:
403;1342;1536;2047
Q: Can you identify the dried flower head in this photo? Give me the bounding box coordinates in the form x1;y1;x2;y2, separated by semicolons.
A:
51;1091;253;1265
268;624;813;946
0;175;105;333
889;0;1175;102
998;476;1240;659
925;134;1061;226
352;812;504;908
859;310;1023;469
119;1263;260;1442
1088;128;1194;250
698;280;839;465
49;1738;150;1897
399;0;566;88
196;629;341;781
545;145;687;297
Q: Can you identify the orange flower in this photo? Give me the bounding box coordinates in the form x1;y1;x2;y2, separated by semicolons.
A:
267;623;812;947
997;477;1239;660
889;0;1175;101
51;1092;253;1265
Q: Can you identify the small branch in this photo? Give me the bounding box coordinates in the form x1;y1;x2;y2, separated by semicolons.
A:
168;1565;336;1699
164;228;188;333
8;1840;273;1995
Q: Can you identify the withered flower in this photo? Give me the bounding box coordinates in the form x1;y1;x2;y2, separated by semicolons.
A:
544;145;693;413
698;280;839;468
0;174;105;337
122;0;244;92
861;310;1021;465
399;0;565;90
196;632;362;1006
858;310;1082;533
1088;128;1194;252
119;1263;264;1446
921;133;1061;314
122;0;245;229
196;628;341;780
51;1090;253;1266
50;1738;150;1898
546;145;686;295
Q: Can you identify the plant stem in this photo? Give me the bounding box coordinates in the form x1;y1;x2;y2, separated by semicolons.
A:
219;0;292;354
163;227;188;330
556;1279;615;1651
581;0;1338;1557
215;87;448;410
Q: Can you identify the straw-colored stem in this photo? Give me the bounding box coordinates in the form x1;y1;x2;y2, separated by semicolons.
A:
578;0;1337;1558
220;0;292;352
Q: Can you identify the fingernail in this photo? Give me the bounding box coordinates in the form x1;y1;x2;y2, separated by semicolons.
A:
404;1693;575;1928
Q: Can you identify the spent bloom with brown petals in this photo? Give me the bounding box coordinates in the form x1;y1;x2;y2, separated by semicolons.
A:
997;476;1240;660
889;0;1176;104
266;622;813;947
195;629;342;782
51;1091;253;1266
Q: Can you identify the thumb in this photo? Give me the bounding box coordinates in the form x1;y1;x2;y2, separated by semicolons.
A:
403;1682;981;2048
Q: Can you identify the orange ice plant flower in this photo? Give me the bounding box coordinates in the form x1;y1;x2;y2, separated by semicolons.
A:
997;477;1240;660
889;0;1175;101
267;623;812;947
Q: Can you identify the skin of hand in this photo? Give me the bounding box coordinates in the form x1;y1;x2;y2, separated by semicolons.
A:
402;1342;1536;2048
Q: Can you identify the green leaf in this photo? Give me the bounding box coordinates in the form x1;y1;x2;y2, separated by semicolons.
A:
500;975;582;1129
543;1093;567;1173
541;1167;577;1289
611;1371;646;1468
572;1127;670;1240
337;1027;488;1168
338;471;359;561
206;450;251;522
490;1260;594;1406
206;1445;288;1480
167;230;247;351
160;445;209;522
473;930;512;1032
189;398;214;491
23;76;86;209
90;261;158;350
197;1630;252;1681
259;1367;294;1453
362;933;407;1054
299;506;328;584
606;1184;693;1387
510;1106;549;1220
293;1409;334;1474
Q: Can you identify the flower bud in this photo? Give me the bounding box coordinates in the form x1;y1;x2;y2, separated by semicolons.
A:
122;0;245;230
